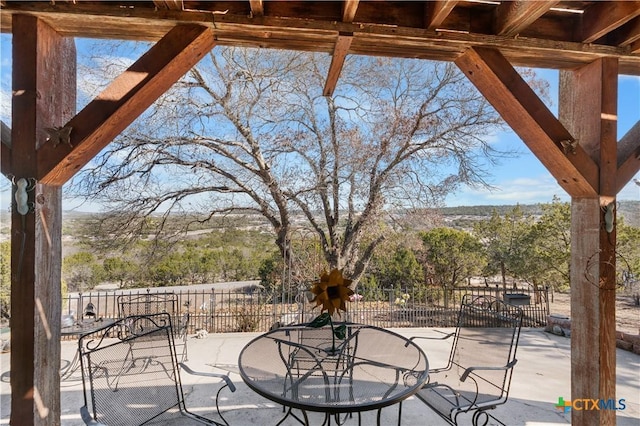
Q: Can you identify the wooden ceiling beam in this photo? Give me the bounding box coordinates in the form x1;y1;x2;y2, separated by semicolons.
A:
249;0;264;18
424;0;458;30
323;1;359;97
455;46;598;198
36;24;216;185
493;1;559;36
323;33;352;97
617;120;640;193
342;0;359;23
581;1;640;43
153;1;183;11
1;3;639;74
608;16;640;47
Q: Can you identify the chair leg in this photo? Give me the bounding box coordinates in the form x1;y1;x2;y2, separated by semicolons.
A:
214;383;230;426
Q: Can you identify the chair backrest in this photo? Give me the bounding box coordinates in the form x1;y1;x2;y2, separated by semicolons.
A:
118;293;178;317
448;294;523;405
118;293;188;360
286;325;358;375
79;313;187;426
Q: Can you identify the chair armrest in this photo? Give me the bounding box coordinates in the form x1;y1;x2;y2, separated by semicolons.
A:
460;359;518;382
80;405;108;426
179;362;236;392
406;331;455;346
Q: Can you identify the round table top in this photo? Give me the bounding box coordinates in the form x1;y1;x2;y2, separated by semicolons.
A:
238;323;429;414
61;318;116;337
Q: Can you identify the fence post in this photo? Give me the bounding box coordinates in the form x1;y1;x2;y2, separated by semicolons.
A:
77;292;83;320
545;286;550;315
210;288;215;333
386;288;394;327
443;285;448;310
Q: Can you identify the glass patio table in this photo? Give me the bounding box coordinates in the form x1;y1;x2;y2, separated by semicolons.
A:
60;318;115;380
238;323;429;426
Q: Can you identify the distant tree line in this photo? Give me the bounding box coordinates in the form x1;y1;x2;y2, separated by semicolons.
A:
59;228;275;293
261;197;640;300
1;198;638;320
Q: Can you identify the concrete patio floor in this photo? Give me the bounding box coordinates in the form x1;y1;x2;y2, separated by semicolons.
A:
1;328;638;425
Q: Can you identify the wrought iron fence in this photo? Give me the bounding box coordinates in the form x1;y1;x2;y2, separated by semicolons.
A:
62;285;548;338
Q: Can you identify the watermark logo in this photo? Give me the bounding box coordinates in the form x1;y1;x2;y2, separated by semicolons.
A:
555;397;571;413
555;397;626;412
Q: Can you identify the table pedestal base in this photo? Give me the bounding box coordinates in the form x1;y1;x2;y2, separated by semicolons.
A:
275;403;403;426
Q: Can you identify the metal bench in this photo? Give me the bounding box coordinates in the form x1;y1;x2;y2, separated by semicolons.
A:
409;294;523;426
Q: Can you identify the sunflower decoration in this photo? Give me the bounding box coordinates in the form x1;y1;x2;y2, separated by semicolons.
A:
308;268;354;345
310;268;354;317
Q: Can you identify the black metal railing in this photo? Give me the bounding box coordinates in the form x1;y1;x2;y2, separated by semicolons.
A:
62;285;548;337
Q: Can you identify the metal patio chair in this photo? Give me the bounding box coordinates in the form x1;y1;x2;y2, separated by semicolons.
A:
273;323;359;424
118;293;189;362
78;313;235;426
408;294;523;426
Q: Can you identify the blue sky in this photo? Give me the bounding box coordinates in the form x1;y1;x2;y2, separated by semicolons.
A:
0;35;639;212
444;69;640;206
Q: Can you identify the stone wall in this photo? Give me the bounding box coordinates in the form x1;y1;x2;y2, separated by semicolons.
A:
545;315;640;355
615;330;640;354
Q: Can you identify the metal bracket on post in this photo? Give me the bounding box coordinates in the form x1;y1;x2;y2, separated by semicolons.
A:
603;202;615;234
559;139;578;155
11;176;37;215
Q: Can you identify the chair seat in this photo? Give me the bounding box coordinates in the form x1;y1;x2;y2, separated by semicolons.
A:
79;313;234;426
417;376;502;419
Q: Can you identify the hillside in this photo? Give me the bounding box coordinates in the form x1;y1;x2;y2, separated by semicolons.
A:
0;200;639;239
439;200;640;228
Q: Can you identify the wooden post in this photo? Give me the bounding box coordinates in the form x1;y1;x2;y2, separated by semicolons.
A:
10;15;75;426
560;58;618;426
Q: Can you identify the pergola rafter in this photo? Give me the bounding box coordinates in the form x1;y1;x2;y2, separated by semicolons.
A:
1;2;639;426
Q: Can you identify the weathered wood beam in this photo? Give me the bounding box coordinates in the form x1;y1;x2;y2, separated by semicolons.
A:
561;58;619;204
455;47;598;198
249;0;263;17
581;1;640;43
152;0;183;10
424;0;458;30
493;1;558;36
1;121;10;176
342;0;359;23
568;199;611;426
608;16;640;47
617;120;640;193
322;0;359;97
10;14;74;426
560;58;618;426
323;33;353;97
0;2;640;75
600;58;619;204
1;3;639;75
36;24;216;186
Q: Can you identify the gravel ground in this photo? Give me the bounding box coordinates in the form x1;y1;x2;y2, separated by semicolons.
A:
548;292;639;335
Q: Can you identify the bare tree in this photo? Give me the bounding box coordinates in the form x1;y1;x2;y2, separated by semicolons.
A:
73;47;515;286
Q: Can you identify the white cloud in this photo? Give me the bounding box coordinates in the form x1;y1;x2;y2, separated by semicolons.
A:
449;172;640;207
447;174;568;206
618;176;640;201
